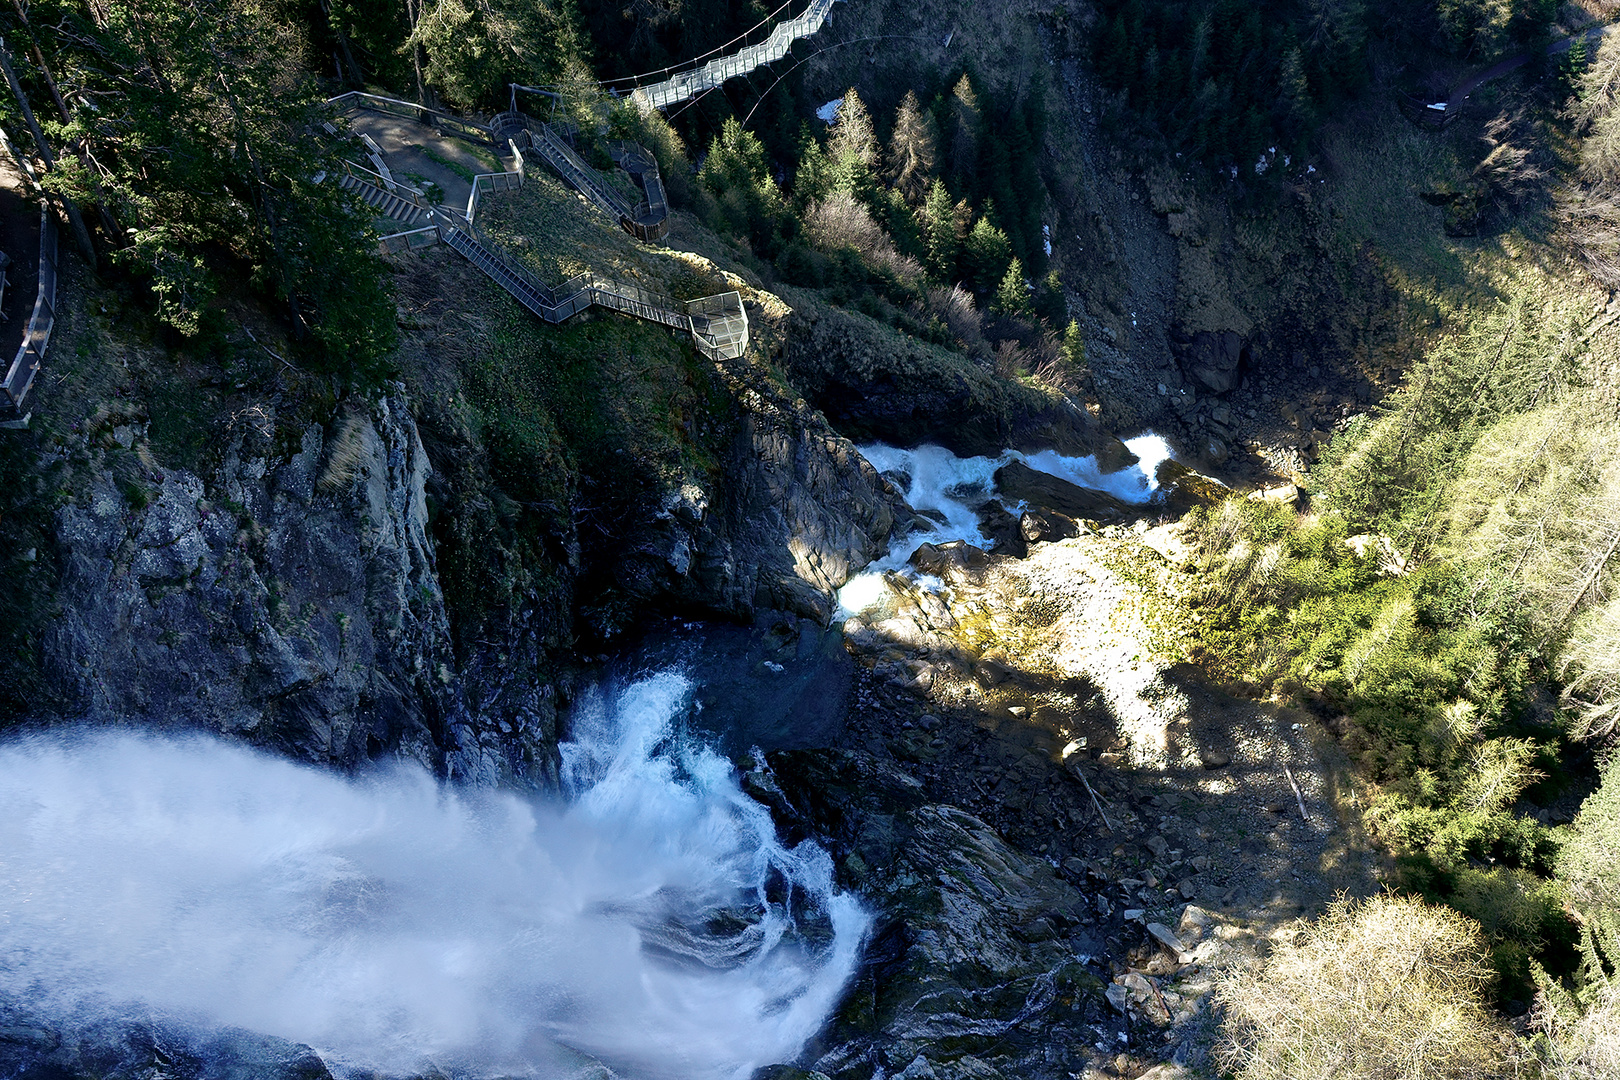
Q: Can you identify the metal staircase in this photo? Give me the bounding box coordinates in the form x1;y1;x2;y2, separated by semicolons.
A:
340;172;430;227
330;95;742;358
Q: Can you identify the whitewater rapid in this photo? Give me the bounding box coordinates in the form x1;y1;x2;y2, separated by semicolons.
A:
837;433;1175;613
0;673;867;1080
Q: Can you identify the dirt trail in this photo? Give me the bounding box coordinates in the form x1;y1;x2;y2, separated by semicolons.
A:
1444;22;1617;114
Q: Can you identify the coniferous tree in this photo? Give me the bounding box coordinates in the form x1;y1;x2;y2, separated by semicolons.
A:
962;215;1012;294
993;257;1033;320
887;90;938;205
408;0;584;109
918;178;960;281
43;0;396;375
827;88;877;196
698;117;789;254
945;74;981;195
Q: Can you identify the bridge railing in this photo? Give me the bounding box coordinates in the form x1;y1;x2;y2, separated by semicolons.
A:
633;0;838;111
379;225;442;253
525;127;634;222
465;170;524;224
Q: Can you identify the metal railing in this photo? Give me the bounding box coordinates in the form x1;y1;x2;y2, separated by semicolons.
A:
326;91;495;147
631;0;839;111
437;224;747;359
353;98;744;358
0;203;58;417
465;170;524;225
379;226;442;253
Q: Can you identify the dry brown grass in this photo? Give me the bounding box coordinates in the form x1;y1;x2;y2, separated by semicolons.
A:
1215;893;1508;1080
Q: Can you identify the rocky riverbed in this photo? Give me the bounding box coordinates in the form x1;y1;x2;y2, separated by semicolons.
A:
776;515;1384;1080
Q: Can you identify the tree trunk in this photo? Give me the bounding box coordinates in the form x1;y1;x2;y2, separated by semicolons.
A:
0;35;96;266
1556;524;1620;636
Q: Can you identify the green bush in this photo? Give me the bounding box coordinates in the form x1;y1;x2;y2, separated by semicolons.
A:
1186;498;1561;995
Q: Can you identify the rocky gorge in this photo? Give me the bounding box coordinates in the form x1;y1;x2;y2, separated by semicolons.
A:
8;0;1606;1073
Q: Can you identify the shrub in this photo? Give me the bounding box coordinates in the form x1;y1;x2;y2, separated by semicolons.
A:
1558;753;1620;912
1215;893;1507;1080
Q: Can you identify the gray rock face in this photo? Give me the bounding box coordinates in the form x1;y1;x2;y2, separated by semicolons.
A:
1175;330;1246;394
667;410;903;624
779;302;1102;458
753;750;1114;1080
44;394;546;780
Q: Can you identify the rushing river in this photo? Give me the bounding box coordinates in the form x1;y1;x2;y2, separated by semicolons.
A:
836;433;1176;613
0;673;868;1080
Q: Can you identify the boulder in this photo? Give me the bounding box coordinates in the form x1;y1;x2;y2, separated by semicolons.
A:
1176;330;1247;393
909;540;991;587
1248;482;1301;506
1019;510;1080;544
993;460;1132;522
973;499;1027;557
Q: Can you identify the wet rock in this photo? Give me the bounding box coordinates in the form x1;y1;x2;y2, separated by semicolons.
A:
0;1010;335;1080
755;1068;833;1080
764;749;1107;1078
909;540;991;587
973;500;1027;557
993;461;1131;522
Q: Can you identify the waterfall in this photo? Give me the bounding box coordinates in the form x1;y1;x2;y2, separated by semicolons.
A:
0;672;867;1080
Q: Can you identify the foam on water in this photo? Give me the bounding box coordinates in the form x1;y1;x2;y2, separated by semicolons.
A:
837;434;1176;615
0;673;867;1080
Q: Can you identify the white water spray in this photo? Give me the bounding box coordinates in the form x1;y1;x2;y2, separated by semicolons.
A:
838;434;1177;614
0;673;867;1080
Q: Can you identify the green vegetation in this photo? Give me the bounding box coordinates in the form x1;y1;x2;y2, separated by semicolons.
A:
1089;0;1559;167
1182;497;1568;993
10;0;396;382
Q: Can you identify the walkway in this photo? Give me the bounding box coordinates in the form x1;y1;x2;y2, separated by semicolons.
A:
1436;21;1618;119
629;0;839;111
328;94;746;361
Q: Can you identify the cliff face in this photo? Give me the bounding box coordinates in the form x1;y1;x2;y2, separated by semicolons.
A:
664;405;903;624
43;394;499;774
36;369;904;778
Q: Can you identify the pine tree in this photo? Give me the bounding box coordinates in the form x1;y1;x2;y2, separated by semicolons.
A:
946;74;982;194
827;87;877;195
918;178;960;281
887;90;938;205
993;257;1033;320
1061;319;1089;388
962;215;1012;293
43;0;396;375
698;117;787;253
